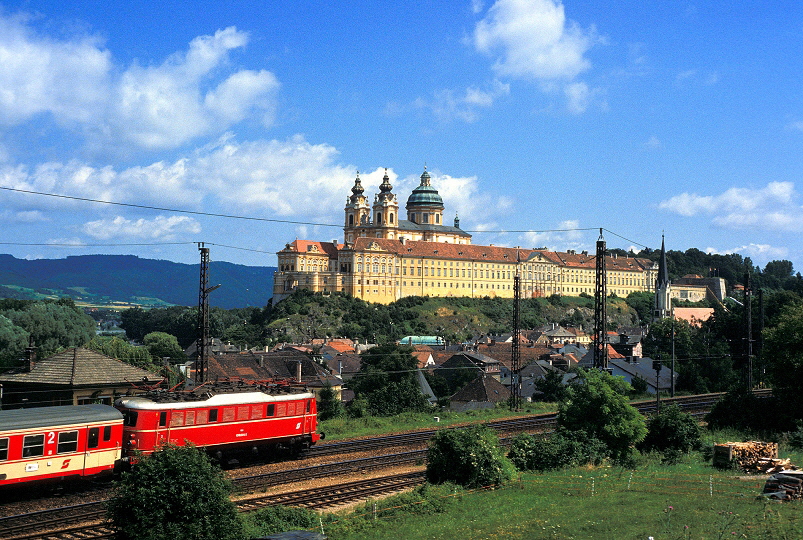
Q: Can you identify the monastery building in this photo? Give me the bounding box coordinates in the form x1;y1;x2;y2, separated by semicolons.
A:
273;169;659;304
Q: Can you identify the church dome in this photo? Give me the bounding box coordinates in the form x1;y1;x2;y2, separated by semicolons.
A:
406;169;444;208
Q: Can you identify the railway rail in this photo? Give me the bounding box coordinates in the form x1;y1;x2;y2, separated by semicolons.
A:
0;390;769;539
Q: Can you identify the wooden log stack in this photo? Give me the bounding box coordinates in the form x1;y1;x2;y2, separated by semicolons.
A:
762;471;803;500
713;441;782;472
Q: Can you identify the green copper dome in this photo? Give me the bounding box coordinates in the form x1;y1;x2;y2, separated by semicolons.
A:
406;169;444;208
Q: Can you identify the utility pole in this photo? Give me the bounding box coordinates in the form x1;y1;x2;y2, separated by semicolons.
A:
196;243;220;385
744;270;753;392
671;309;675;397
593;229;608;370
511;252;522;411
653;359;662;410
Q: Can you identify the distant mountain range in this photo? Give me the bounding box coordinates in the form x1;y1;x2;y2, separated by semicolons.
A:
0;254;276;309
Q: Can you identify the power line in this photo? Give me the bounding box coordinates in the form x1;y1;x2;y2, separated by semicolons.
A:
0;185;659;244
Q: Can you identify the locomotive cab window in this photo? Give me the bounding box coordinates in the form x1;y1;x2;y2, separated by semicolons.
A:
307;400;311;413
58;431;79;453
123;410;138;427
159;412;167;427
0;438;8;461
87;428;99;449
22;434;45;457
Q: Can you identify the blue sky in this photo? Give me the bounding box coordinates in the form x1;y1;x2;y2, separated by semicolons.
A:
0;0;801;275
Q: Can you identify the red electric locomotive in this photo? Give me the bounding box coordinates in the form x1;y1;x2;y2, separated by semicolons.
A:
115;381;323;461
0;405;123;486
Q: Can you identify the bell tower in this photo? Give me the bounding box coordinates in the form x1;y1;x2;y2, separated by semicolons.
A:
371;168;399;239
344;172;370;244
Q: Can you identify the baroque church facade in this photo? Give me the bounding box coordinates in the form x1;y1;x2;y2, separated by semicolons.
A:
273;169;660;305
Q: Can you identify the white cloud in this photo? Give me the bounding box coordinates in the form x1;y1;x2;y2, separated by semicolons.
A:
644;135;662;149
0;14;279;151
659;181;801;231
82;215;201;240
414;80;510;122
0;12;112;126
474;0;595;80
706;243;789;261
520;219;585;250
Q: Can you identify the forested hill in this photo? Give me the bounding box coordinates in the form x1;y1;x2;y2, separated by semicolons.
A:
0;254;275;309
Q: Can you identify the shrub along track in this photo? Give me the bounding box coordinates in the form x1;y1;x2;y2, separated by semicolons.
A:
0;390;768;539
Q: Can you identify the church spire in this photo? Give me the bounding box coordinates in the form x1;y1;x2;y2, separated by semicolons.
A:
657;234;669;288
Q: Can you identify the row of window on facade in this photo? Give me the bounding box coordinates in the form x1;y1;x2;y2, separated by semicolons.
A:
1;427;113;460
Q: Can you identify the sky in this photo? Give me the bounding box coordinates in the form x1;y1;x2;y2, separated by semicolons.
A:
0;0;802;275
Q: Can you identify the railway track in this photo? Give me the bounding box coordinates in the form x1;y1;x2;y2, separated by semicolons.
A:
0;390;767;538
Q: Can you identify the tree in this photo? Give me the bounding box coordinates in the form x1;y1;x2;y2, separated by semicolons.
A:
349;344;430;416
143;332;187;363
532;369;569;402
558;369;647;463
317;381;343;421
2;299;95;358
426;425;515;488
763;302;803;422
0;314;29;368
86;336;157;371
107;444;243;540
625;291;655;324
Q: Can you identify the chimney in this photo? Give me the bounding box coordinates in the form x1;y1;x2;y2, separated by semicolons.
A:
24;339;37;372
338;358;343;375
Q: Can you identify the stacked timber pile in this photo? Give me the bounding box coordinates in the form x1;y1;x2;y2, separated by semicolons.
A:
762;471;803;500
712;441;792;473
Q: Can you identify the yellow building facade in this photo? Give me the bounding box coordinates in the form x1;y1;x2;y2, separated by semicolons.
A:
273;170;659;304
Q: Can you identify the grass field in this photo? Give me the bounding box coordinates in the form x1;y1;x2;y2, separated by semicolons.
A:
315;446;803;539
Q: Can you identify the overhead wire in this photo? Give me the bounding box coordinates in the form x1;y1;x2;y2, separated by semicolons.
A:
0;185;660;249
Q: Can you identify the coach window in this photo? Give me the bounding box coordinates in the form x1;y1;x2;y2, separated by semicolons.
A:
22;434;44;457
267;404;275;417
87;428;99;449
196;410;209;424
103;426;113;441
58;431;79;453
209;409;218;422
0;438;7;460
170;412;185;427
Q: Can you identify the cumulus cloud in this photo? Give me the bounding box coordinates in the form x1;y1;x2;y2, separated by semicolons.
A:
474;0;595;80
0;14;279;151
82;215;201;240
0;134;361;223
472;0;599;113
659;181;801;231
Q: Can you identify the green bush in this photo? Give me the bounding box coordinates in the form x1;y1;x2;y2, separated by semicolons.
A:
426;425;515;488
242;505;318;537
507;432;607;472
639;404;702;463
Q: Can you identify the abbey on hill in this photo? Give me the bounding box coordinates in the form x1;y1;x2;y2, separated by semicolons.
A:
273;168;660;305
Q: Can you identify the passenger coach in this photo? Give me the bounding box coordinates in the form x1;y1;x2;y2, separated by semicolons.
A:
0;405;123;485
